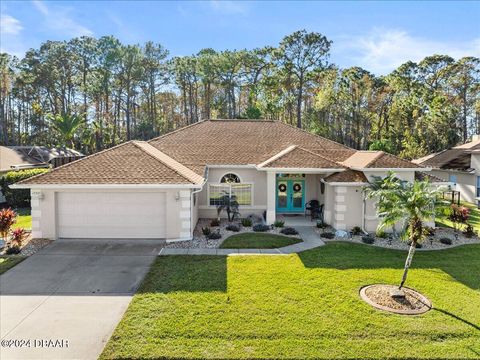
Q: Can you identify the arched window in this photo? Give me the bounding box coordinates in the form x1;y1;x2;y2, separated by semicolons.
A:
220;173;241;183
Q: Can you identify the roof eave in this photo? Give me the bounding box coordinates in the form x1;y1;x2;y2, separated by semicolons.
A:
10;183;203;190
256;167;345;173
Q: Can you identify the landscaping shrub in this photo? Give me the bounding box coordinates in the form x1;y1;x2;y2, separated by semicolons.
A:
210;219;220;227
316;221;327;229
0;169;49;207
448;204;470;231
241;218;252;227
320;232;335;239
202;226;211;236
350;226;362;235
5;245;21;255
252;224;270;232
439;237;453;245
273;220;285;228
207;232;222;240
463;223;476;238
226;224;240;232
0;208;17;241
280;227;298;235
375;230;388;239
10;228;26;247
361;235;375;244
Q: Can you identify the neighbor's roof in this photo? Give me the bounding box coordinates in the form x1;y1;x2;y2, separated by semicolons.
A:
0;146;83;173
17;141;204;185
19;120;421;186
324;170;368;183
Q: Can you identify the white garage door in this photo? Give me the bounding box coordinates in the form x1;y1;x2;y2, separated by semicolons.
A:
57;192;166;239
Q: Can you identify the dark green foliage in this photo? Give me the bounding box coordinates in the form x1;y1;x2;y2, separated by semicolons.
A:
241;218;252;227
316;221;327;229
463;223;476;238
273;220;285;228
216;192;240;222
0;169;49;207
375;230;388;239
225;224;240;232
361;236;375;244
210;219;220;227
252;224;270;232
320;232;335;239
201;226;211;236
280;227;298;235
207;232;222;240
350;226;362;235
439;237;453;245
5;245;21;255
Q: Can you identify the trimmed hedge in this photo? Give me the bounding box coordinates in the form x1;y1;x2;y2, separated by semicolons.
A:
0;169;49;207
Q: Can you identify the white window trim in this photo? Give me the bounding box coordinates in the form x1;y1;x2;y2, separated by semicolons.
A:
219;172;243;183
207;182;254;207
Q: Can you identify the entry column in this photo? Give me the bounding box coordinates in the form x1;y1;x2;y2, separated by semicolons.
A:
266;171;276;224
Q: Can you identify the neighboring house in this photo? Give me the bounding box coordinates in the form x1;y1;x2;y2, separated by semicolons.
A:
413;136;480;205
11;120;440;241
0;146;84;203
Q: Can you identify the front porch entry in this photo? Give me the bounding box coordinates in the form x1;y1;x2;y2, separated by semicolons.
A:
276;174;305;213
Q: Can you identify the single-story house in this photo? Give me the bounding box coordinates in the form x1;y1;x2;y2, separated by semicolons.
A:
1;146;84;203
12;120;440;241
413;135;480;205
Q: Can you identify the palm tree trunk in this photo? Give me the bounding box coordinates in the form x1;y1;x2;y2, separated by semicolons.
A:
399;242;416;289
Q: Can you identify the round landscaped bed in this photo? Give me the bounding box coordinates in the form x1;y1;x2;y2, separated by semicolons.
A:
219;233;302;249
359;284;432;315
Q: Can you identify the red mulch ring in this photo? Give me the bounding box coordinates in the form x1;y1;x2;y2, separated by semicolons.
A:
360;284;432;315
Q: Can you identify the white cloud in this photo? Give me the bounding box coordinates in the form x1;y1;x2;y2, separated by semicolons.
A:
0;14;23;35
32;0;93;37
209;0;248;15
335;28;480;74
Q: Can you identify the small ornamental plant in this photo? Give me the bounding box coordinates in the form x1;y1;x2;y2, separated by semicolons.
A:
202;226;211;236
0;208;17;242
10;228;27;247
463;223;476;238
448;204;470;232
273;220;285;228
241;218;252;227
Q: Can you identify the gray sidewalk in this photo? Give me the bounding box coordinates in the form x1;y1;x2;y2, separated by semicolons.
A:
159;226;325;256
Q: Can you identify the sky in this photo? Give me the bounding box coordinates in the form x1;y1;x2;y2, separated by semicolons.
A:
1;0;479;74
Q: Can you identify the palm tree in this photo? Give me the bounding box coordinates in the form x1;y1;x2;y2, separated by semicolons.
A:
216;191;240;222
364;171;447;292
48;113;85;149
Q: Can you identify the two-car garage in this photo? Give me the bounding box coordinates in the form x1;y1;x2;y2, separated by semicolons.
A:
56;192;167;239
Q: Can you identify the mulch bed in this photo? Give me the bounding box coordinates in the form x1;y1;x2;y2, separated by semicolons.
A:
360;284;432;315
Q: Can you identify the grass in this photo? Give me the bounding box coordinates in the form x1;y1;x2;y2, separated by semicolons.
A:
0;256;26;274
12;208;31;230
101;242;480;359
219;233;302;249
436;201;480;233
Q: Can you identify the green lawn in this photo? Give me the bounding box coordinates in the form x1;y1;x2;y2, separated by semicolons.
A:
101;242;480;359
0;256;26;274
220;233;302;249
12;208;31;230
436;201;480;233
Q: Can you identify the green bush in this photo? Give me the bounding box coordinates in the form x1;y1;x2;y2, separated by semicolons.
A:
439;237;452;245
316;221;327;229
0;169;49;207
210;219;220;227
253;224;270;232
350;226;362;235
361;236;375;244
202;226;211;236
463;223;476;238
241;218;252;227
320;232;335;239
208;232;222;240
280;227;298;235
273;220;285;228
226;224;240;232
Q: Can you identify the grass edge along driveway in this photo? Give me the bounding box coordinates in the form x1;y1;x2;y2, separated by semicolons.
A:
101;242;480;359
0;256;27;274
219;233;302;249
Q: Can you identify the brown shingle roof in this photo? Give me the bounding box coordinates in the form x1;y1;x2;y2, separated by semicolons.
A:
414;171;447;183
415;149;472;170
17;141;201;185
20;120;421;185
324;170;368;183
258;146;345;169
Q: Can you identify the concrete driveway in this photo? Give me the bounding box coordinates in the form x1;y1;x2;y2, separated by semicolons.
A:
0;240;163;360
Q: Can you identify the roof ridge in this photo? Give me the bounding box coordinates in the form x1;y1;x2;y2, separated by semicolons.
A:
296;146;347;168
257;145;297;168
132;141;203;184
15;141;134;185
363;151;385;168
374;151;422;168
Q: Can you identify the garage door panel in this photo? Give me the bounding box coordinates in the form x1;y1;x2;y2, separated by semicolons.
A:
57;192;166;239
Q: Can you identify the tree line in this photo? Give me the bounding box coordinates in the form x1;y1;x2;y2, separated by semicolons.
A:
1;30;479;159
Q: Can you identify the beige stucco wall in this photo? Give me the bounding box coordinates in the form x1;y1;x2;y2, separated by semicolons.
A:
31;188;189;241
430;169;477;204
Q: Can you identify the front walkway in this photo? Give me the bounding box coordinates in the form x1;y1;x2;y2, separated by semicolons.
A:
160;226;324;256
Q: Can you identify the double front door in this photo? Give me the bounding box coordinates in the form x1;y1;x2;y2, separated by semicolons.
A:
276;179;305;213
